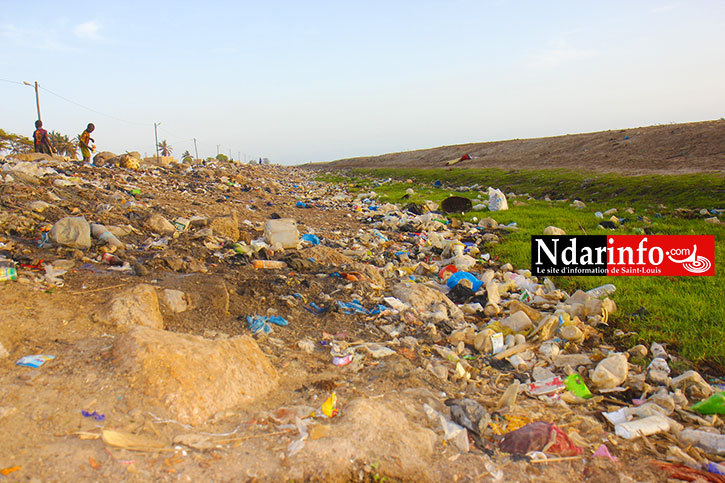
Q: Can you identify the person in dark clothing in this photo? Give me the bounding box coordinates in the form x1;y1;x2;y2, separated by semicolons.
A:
33;120;54;155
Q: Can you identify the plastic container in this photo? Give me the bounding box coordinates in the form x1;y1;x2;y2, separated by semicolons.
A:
253;260;287;269
586;283;616;298
446;271;483;291
264;218;299;249
0;267;17;281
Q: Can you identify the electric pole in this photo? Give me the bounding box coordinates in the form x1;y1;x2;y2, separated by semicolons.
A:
216;144;220;156
23;81;41;122
193;138;198;161
154;122;161;163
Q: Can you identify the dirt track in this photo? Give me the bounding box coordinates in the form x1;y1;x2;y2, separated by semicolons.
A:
316;120;725;175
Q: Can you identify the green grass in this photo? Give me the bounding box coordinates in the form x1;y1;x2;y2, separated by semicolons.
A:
317;169;725;370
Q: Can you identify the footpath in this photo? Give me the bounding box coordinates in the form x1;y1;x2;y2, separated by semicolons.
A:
0;152;723;482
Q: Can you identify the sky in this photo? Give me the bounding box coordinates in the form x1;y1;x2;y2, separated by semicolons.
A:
1;1;724;165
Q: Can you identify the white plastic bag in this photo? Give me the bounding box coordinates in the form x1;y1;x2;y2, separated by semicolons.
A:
488;187;508;211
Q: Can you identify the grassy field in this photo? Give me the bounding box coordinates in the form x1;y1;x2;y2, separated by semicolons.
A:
317;168;725;371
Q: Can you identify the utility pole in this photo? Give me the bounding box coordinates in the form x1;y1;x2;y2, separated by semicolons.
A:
216;144;220;156
154;122;161;163
193;138;199;161
23;81;41;122
229;149;232;161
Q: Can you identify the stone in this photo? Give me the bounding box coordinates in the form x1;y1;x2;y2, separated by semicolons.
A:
147;214;176;235
210;215;239;241
49;216;91;250
591;353;628;389
29;200;53;212
94;284;164;330
159;289;189;313
501;311;533;332
93;151;117;164
113;326;278;425
543;226;566;235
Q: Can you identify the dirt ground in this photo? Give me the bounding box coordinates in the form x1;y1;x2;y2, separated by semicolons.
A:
0;156;718;482
317;119;725;175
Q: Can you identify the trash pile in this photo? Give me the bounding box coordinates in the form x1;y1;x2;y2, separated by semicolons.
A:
0;155;722;481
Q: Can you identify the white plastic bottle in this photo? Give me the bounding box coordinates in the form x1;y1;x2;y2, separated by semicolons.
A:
586;284;616;298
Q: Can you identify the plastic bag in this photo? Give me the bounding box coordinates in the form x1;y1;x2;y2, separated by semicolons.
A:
488;187;509;212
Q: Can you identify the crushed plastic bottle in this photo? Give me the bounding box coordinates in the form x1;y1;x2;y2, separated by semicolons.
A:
586;283;616;298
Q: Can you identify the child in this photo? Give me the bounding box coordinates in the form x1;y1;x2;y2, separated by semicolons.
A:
32;120;55;155
79;123;96;164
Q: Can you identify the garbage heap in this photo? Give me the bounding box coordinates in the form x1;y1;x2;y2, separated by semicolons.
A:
0;155;722;481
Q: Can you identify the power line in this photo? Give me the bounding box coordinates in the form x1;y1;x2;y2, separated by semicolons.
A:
37;85;153;127
0;78;24;85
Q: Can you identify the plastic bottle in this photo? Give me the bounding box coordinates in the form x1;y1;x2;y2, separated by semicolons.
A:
90;223;124;249
252;260;287;269
586;283;616;298
446;271;483;291
264;219;299;249
679;429;725;455
101;253;123;266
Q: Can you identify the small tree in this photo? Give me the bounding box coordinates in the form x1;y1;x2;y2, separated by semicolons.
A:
216;153;228;162
48;131;78;158
181;150;192;162
0;129;32;154
157;140;173;156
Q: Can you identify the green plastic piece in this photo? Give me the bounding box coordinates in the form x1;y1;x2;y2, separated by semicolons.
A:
565;373;593;399
690;392;725;415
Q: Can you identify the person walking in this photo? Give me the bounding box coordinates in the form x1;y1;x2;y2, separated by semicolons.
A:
79;123;96;164
32;120;54;155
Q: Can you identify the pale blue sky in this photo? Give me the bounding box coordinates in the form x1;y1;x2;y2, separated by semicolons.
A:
2;1;724;164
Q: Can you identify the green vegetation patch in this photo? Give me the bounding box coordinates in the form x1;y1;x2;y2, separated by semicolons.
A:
317;168;725;369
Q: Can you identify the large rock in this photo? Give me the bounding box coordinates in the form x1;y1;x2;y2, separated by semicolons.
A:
210;214;239;241
93;151;116;164
158;288;190;313
392;281;464;327
287;395;437;481
49;216;91;250
147;214;176;235
113;326;279;425
94;284;164;329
